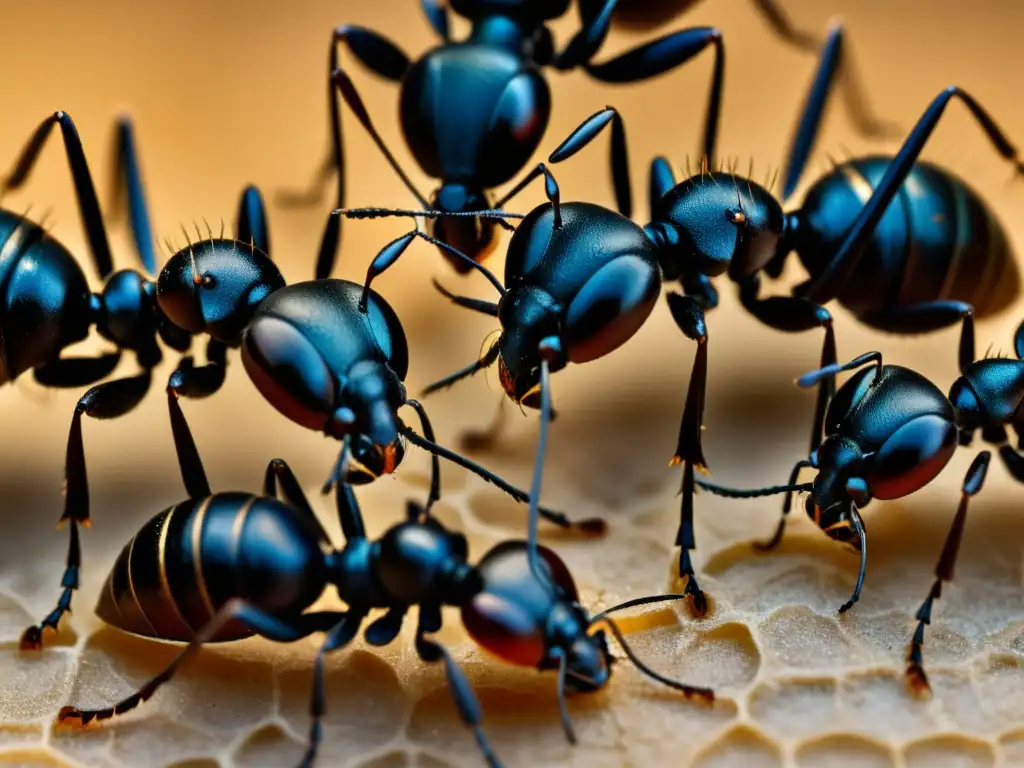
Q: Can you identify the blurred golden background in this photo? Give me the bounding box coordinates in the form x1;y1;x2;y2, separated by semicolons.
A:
3;1;1024;766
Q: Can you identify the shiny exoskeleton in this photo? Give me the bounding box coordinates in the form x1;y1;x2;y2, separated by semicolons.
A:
57;445;711;768
334;51;1019;617
699;318;1024;696
17;116;599;654
278;0;733;278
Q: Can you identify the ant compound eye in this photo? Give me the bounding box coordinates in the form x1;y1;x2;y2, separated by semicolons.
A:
867;415;957;500
242;316;336;431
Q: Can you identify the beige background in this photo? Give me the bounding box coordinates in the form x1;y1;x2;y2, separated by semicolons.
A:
3;1;1024;766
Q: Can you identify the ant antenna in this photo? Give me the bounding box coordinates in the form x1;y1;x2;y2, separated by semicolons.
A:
527;345;557;589
333;207;521;229
798;351;883;389
555;652;577;745
595;617;714;703
695;479;814;499
331;68;430;207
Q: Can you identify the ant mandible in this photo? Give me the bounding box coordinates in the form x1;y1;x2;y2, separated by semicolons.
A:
698;316;1024;696
54;352;711;767
13;117;600;652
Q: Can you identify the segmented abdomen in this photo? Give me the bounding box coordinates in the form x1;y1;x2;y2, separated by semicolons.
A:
95;493;264;642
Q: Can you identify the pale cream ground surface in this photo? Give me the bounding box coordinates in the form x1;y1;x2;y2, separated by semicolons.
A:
2;1;1024;766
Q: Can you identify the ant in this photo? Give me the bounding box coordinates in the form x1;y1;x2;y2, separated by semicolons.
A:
54;352;712;767
13;115;601;652
279;0;880;278
697;315;1024;697
332;42;1022;618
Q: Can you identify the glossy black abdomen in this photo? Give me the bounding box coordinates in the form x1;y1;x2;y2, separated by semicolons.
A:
0;212;94;384
400;43;550;187
797;158;1016;324
95;493;330;643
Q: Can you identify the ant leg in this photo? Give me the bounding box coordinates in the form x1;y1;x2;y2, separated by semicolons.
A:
681;273;719;310
535;107;630;217
493;163;563;225
422;341;500;397
649;156;676;220
860;302;975;373
421;0;449;41
666;293;710;616
109;115;157;274
19;370;153;651
263;458;315;519
781;23;898;199
906;451;990;696
749;0;818;50
33;352;122;388
738;272;837;453
236;185;270;256
298;611;366;768
163;341;228;500
321;437;370;542
58;600;350;727
403;399;442;516
358;229;505;310
416;623;502;768
460;397;508;453
277;26;411;210
581;25;724;165
802;87;1024;305
432;278;500;317
3;111;115;279
754;459;815;551
398;423;606;535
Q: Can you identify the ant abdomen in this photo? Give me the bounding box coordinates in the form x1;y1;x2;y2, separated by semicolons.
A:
96;493;330;643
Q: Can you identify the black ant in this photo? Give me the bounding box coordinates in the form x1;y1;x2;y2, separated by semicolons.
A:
280;0;887;277
331;43;1021;618
698;317;1024;695
13;116;601;652
54;350;712;767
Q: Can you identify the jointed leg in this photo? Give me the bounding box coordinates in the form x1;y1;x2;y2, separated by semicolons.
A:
666;293;709;615
422;340;500;397
403;399;442;516
33;352;122;389
276;25;411;209
583;25;724;165
906;451;990;696
415;616;502;768
860;301;975;373
755;459;814;551
802;86;1024;305
236;185;271;256
648;156;676;220
421;0;449;41
3;111;115;279
493;162;563;225
542;107;631;218
20;370;153;650
58;600;349;726
297;611;365;768
109;115;157;274
263;459;315;519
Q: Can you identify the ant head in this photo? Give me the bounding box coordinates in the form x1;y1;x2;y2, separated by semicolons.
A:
242;315;406;447
428;185;499;270
648;172;783;282
461;541;606;680
805;495;864;551
495;287;566;405
157;239;284;346
450;0;570;23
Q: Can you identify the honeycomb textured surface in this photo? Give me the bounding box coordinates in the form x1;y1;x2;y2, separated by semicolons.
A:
2;1;1024;766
